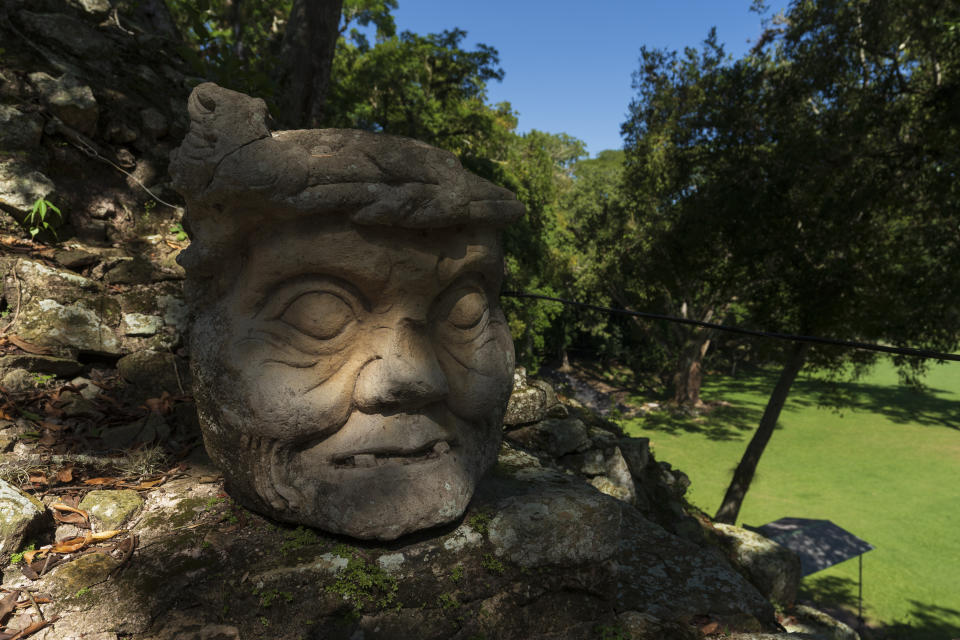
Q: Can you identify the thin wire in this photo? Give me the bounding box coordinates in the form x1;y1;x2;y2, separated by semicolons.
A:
501;291;960;363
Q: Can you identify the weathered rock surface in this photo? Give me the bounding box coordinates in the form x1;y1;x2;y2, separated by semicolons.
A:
79;489;144;530
7;447;776;640
710;522;803;607
27;71;99;136
0;479;49;558
0;160;55;217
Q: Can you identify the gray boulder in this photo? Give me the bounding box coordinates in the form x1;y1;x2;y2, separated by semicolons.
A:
0;160;55;218
28;71;99;136
710;522;803;607
0;479;49;560
0;105;43;150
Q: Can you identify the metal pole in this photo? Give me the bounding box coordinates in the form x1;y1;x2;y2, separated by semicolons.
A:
858;554;864;631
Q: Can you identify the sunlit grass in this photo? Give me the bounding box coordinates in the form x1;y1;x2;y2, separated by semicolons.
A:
619;360;960;639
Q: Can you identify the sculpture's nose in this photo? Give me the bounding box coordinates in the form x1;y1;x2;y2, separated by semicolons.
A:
354;319;449;412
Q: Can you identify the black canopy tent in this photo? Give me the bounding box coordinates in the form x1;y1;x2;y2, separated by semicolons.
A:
749;517;874;629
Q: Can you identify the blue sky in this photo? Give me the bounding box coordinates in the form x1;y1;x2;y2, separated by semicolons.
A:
391;1;787;156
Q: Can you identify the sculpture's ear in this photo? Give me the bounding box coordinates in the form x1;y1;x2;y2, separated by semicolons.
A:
169;82;272;199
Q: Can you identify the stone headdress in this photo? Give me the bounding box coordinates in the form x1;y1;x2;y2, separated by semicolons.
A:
169;83;523;293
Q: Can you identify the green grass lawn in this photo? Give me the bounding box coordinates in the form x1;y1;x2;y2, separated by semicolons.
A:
618;360;960;639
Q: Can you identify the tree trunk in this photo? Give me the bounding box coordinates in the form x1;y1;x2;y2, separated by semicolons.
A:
673;331;712;407
277;0;344;128
714;341;810;524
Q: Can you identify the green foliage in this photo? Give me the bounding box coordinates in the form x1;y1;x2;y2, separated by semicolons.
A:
480;553;504;575
169;222;189;241
24;197;62;240
328;546;399;614
256;588;293;608
326;26;510;159
31;373;55;384
436;592;460;610
595;624;628;640
450;565;464;583
279;525;318;557
167;0;291;103
466;510;491;536
10;542;35;564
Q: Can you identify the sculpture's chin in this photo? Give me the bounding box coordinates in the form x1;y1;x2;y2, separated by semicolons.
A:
205;426;499;541
275;448;479;540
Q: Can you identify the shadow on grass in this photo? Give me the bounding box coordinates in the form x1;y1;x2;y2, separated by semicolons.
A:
800;575;960;640
704;369;960;431
635;402;762;441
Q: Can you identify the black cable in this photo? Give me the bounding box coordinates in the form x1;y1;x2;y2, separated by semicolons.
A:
501;291;960;363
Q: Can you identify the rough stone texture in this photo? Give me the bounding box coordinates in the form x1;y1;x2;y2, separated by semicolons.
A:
79;490;144;530
11;448;781;640
0;104;43;150
122;313;164;336
171;83;524;541
0;479;48;557
2;259;185;359
711;522;803;607
502;367;567;425
116;350;188;396
504;415;591;457
27;71;99;136
0;160;55;216
19;11;116;60
782;605;860;640
0;354;84;378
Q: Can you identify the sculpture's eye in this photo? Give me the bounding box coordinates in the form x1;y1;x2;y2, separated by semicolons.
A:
281;291;355;340
446;289;488;330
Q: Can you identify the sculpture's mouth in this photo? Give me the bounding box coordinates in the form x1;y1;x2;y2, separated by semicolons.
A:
333;439;454;469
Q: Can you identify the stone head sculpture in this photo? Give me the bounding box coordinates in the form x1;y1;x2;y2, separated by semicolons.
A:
170;83;521;540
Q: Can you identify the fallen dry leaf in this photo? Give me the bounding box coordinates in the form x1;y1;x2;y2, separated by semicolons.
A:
52;511;88;527
89;530;122;541
7;617;58;640
50;537;88;554
0;590;17;624
21;550;43;564
83;477;117;486
51;503;86;518
55;467;73;483
6;335;52;355
27;474;48;486
37;431;56;446
143;391;174;414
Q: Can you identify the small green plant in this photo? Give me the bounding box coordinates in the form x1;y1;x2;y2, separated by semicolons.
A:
31;373;56;385
169;222;189;241
75;587;90;598
257;588;293;608
280;525;318;556
10;542;35;564
468;510;492;536
480;553;505;575
24;197;62;240
437;592;460;610
143;199;157;217
594;624;628;640
0;309;10;319
327;550;399;615
450;565;464;583
259;615;269;627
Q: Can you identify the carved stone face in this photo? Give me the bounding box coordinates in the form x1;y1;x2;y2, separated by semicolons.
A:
191;217;515;539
